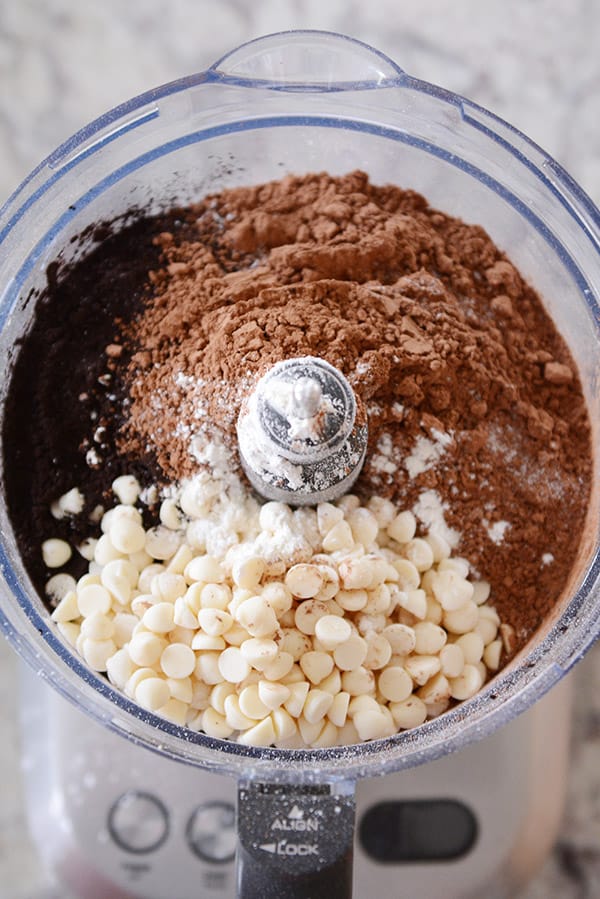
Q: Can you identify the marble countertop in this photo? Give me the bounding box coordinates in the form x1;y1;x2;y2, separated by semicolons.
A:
1;1;599;896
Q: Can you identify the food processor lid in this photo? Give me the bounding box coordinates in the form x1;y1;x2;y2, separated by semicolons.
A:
0;29;599;782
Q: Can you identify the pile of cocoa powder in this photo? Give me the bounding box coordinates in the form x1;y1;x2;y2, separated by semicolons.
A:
3;171;592;650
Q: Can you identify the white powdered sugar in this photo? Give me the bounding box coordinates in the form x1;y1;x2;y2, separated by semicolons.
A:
236;389;305;490
412;489;461;548
370;432;397;475
485;520;511;545
404;429;453;479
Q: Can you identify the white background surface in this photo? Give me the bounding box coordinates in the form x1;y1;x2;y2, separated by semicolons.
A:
1;1;599;896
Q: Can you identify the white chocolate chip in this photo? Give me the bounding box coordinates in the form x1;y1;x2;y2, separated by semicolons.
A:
135;676;170;711
143;602;176;634
191;633;226;651
378;666;413;703
128;632;166;667
195;652;224;685
210;682;236;715
82;637;116;671
341;666;375;696
94;534;124;566
390;696;427;729
336;589;368;612
236;596;278;638
112;475;141;506
333;634;368;672
483;639;503;671
439;643;465;678
397;588;427;620
363;634;392;670
51;487;85;520
347;508;379;546
51;590;80;623
418;672;451;706
237;716;276;747
78;584;112;617
387;511;417;544
322;520;354;552
240;637;278;669
106;648;135;689
283;681;311;718
218;647;251;683
327;691;350;727
500;623;516;655
271;707;298;741
455;632;485;664
261;581;293;615
404;654;441;686
338;557;375;591
353;708;393;741
318;669;342;695
314;615;352;650
450;664;484;700
403;538;435;572
110;518;147;555
199;582;231;610
80;612;114;641
336;494;360;514
166;544;193;575
299;651;334;685
431;568;475;612
443;601;479;635
232;556;265;590
303;689;334;724
239;684;270;720
382;623;416;655
285;563;323;598
160;643;196;679
224;694;258;730
198;607;233;637
317;502;344;535
202;707;234;739
413;621;447;655
258;680;291;710
145;526;181;561
393;559;420;590
45;573;77;606
185;555;225;584
261;651;295;682
42;538;72;568
425;532;451;563
472;580;491;605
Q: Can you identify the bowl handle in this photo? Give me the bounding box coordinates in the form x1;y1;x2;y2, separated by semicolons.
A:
237;777;356;897
210;29;404;85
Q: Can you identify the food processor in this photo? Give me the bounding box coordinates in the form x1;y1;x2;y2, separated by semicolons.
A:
0;29;599;899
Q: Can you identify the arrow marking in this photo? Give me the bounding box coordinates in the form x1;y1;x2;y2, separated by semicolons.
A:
259;843;277;853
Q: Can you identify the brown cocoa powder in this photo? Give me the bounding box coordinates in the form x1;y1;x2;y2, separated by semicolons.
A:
117;171;592;646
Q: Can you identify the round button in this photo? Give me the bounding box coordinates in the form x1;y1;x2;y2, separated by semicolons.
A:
108;791;169;854
186;801;237;863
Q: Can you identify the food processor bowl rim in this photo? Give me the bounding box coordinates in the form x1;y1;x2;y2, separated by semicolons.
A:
1;29;600;778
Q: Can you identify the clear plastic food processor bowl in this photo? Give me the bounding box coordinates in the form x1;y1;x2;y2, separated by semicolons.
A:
0;31;599;786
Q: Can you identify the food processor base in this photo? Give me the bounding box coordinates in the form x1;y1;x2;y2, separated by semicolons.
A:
18;665;572;899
